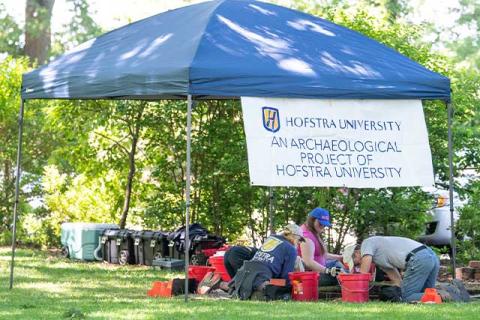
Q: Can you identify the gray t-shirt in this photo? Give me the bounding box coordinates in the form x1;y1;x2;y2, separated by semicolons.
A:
361;236;423;271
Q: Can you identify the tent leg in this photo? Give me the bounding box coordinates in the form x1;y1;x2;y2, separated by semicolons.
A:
447;101;457;278
10;99;25;290
184;95;192;302
268;187;274;235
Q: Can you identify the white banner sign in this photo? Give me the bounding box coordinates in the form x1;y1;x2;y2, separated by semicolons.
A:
241;97;434;188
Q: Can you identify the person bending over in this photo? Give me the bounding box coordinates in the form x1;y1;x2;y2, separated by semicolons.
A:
343;236;440;302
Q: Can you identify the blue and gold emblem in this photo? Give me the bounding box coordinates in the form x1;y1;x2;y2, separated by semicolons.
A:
260;237;282;252
262;107;280;133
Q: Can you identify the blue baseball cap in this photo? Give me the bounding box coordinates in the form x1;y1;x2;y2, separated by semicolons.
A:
309;207;331;227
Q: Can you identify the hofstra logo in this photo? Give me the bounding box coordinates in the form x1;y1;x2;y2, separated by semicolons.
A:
262;106;280;133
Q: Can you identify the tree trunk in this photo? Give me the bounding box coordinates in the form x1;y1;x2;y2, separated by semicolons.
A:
3;160;10;190
246;195;257;246
268;187;274;235
118;105;145;229
25;0;55;65
119;133;138;229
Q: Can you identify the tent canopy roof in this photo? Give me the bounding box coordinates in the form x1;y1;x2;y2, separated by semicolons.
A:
21;0;450;101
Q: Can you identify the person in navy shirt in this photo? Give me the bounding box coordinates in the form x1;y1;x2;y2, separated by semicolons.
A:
230;224;305;300
251;225;302;283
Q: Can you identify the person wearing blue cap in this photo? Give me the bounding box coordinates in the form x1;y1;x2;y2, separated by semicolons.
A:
297;207;345;285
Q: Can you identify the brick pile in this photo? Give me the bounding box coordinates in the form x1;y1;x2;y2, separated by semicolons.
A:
456;261;480;281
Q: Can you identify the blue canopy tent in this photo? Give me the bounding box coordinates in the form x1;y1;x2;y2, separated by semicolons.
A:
12;0;455;298
22;0;450;100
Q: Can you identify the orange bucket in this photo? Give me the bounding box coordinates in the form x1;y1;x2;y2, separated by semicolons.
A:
338;273;371;303
208;255;231;281
288;272;319;301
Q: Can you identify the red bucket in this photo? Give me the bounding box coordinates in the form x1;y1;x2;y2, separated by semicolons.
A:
202;245;230;258
188;266;216;283
288;272;319;301
338;273;371;303
208;255;231;282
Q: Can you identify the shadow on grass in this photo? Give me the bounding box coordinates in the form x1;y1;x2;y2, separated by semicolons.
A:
14;263;177;284
0;247;41;258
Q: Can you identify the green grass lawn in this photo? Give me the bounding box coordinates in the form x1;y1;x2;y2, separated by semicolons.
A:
1;247;479;320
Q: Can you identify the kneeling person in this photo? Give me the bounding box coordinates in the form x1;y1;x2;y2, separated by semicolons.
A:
230;224;304;300
224;245;258;279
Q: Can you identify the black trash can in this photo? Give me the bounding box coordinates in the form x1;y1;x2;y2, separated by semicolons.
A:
116;229;135;265
144;231;170;265
152;231;170;260
133;230;146;265
101;229;121;264
132;230;169;265
168;239;184;260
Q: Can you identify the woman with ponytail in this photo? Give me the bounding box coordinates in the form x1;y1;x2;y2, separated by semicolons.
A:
298;207;345;285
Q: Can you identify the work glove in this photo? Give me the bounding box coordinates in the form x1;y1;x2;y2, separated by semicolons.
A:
324;267;342;277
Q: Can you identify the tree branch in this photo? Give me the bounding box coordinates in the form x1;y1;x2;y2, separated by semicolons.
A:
93;131;130;155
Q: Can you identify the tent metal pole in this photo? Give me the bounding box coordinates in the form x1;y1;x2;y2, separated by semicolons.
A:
184;95;192;302
10;99;25;290
268;187;274;235
447;101;457;278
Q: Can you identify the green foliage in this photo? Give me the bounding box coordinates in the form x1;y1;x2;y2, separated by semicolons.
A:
0;4;22;56
0;0;102;60
291;0;411;24
457;180;480;263
354;188;430;239
0;57;55;244
447;0;480;70
36;100;157;238
450;68;480;262
143;100;258;241
363;0;411;23
2;1;479;253
450;69;480;171
0;0;105;244
189;101;255;239
290;0;350;16
52;0;103;54
23;165;120;246
142;101;188;230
